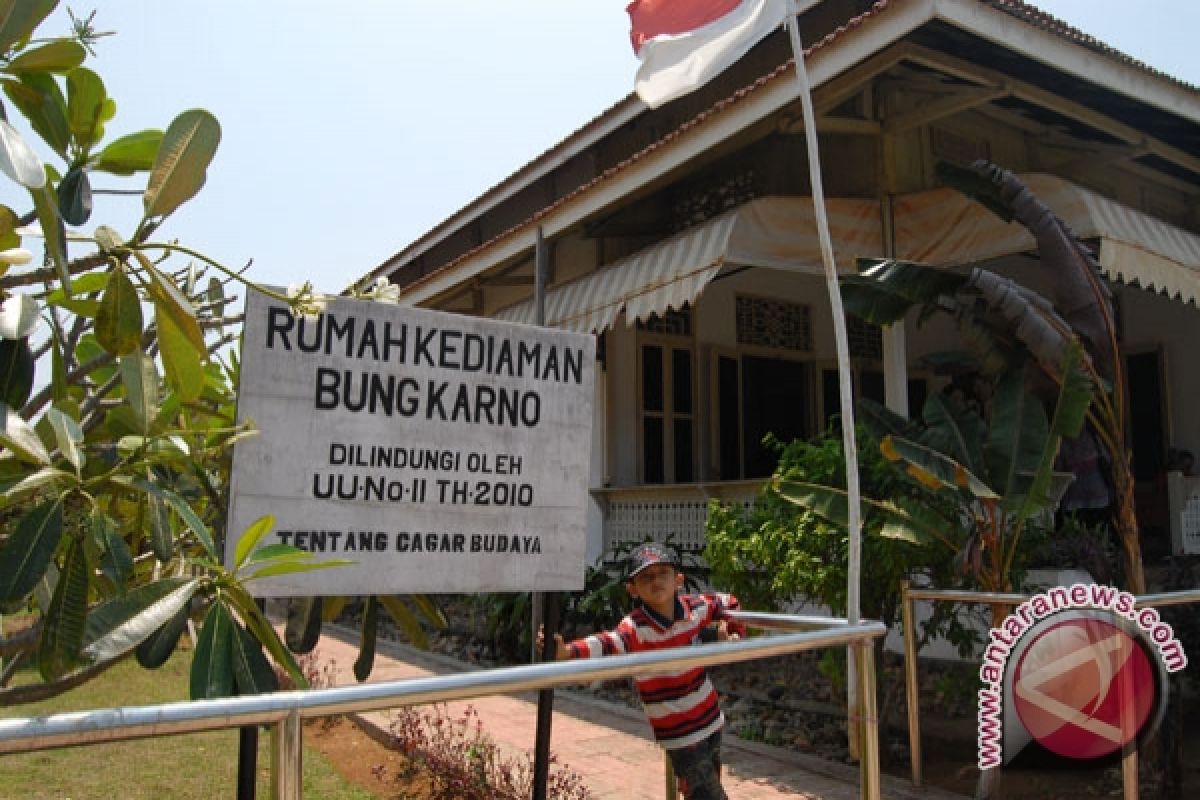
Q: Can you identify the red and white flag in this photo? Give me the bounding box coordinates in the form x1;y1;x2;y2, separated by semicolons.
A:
628;0;790;108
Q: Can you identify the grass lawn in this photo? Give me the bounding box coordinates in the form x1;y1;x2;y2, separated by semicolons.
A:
0;649;374;800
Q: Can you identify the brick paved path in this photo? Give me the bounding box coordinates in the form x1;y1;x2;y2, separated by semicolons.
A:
313;629;964;799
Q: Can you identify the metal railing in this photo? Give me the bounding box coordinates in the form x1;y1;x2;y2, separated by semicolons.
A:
900;582;1200;800
0;611;886;800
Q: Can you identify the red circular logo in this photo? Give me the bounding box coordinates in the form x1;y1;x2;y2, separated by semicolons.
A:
1012;617;1156;760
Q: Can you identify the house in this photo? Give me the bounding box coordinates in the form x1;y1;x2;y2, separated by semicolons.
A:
362;0;1200;565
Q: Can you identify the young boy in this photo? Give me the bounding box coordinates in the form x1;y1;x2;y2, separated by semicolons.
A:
539;543;745;800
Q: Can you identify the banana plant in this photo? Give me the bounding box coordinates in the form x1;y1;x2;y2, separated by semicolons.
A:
777;347;1092;606
839;161;1144;593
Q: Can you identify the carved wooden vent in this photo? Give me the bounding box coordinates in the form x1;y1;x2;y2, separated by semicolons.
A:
847;315;883;360
672;170;756;232
735;295;812;351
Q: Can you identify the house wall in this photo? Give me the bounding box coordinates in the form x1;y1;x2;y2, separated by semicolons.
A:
1119;286;1200;456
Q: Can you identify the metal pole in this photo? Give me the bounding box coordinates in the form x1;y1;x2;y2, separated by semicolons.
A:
531;225;557;800
238;724;258;799
664;749;678;799
857;640;882;800
1118;644;1139;800
785;0;865;759
238;598;267;799
271;709;302;800
0;619;888;755
900;580;922;786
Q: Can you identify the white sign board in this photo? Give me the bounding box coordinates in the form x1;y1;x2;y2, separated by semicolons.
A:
227;290;595;596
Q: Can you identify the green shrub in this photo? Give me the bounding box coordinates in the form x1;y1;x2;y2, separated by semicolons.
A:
704;426;975;655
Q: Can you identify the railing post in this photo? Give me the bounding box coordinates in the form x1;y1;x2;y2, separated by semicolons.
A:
900;580;921;786
271;709;302;800
856;640;881;800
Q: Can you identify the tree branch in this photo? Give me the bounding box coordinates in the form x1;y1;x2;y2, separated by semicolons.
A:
0;652;132;706
0;253;109;290
0;625;39;659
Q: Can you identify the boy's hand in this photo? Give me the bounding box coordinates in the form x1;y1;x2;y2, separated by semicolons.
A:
716;620;740;642
535;624;570;661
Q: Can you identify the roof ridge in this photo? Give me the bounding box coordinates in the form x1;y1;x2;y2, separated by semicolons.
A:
396;0;1196;301
983;0;1199;93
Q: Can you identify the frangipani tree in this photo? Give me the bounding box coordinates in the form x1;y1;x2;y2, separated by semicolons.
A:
0;3;437;705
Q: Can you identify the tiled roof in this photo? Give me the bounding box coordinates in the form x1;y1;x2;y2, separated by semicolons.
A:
395;0;1195;301
984;0;1198;93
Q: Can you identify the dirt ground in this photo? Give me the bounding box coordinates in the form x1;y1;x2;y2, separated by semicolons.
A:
306;717;436;799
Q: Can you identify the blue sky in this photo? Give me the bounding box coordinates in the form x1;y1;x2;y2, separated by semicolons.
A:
3;2;1197;300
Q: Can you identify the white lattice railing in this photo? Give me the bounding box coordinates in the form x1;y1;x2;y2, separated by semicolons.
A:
1167;472;1200;555
592;480;764;555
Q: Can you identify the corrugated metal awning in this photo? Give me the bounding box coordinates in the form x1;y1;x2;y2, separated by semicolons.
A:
494;195;882;332
894;173;1200;304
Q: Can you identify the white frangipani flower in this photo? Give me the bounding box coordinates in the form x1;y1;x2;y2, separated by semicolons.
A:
0;248;33;266
286;280;327;318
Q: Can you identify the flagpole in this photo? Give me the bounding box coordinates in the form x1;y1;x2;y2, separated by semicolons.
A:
784;3;874;791
784;1;863;628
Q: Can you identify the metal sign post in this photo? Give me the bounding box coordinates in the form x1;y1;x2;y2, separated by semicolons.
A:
532;226;557;800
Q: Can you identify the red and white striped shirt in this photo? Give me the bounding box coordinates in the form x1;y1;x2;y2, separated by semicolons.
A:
566;592;744;749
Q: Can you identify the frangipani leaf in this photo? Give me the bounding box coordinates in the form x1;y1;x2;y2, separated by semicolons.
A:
0;117;45;188
0;0;57;55
92;511;133;592
93;129;162;175
57;166;92;225
246;543;312;564
125;476;216;559
118;352;157;434
0;497;63;604
243;558;353;581
37;534;88;680
45;407;83;472
147;493;174;562
4;72;69;156
378;595;430;649
83;578;197;663
0;336;34;408
231;617;278;696
32;183;69;290
135;603;189;669
234;514;276;569
155;301;204;402
354;596;378;682
191;600;235;699
284;596;322;654
0;402;51;465
222;583;306;690
2;465;74;502
5;38;85;74
66;66;114;152
143;109;220;220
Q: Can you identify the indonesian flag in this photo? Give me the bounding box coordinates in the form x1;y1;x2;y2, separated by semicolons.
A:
628;0;790;108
